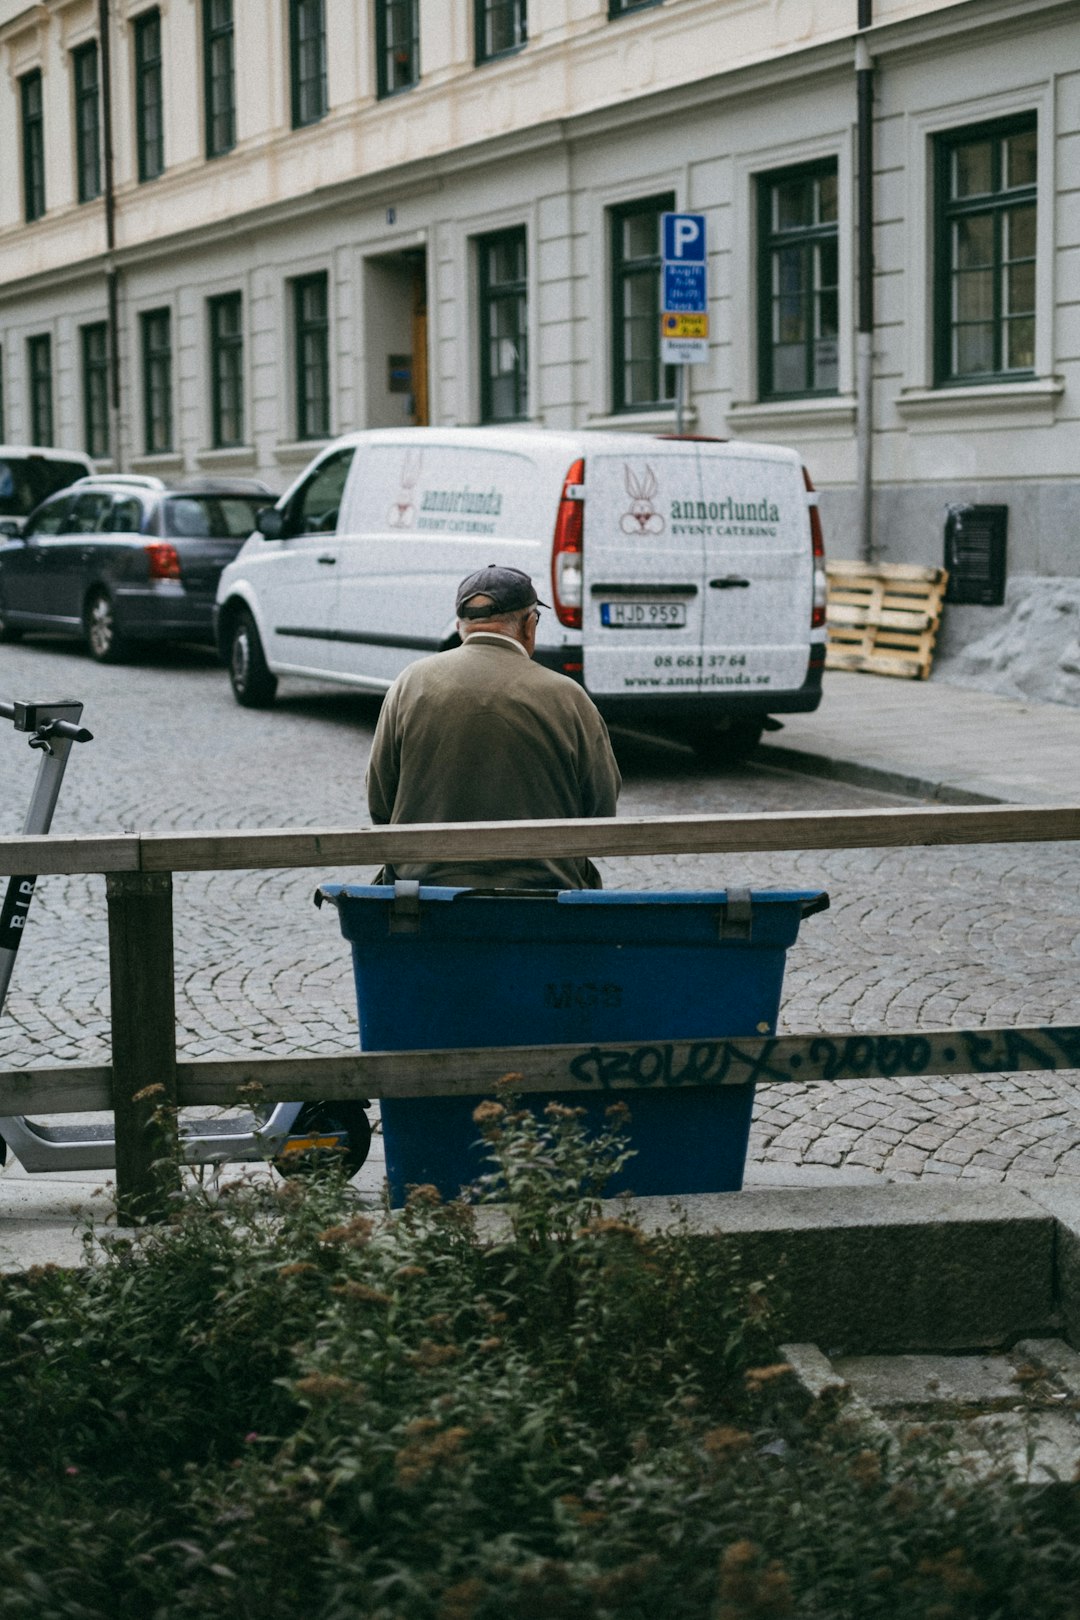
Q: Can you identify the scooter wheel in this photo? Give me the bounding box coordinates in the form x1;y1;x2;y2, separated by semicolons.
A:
274;1100;372;1180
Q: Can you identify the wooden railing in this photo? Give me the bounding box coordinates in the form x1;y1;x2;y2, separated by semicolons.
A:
2;802;1080;1223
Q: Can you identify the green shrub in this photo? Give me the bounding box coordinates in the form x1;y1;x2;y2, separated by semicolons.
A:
0;1093;1077;1619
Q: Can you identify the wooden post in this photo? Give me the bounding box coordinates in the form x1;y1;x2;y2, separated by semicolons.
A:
106;871;180;1224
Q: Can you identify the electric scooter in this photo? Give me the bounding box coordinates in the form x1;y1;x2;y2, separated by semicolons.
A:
0;697;371;1177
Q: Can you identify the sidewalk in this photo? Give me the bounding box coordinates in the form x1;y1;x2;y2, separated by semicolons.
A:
760;669;1080;806
5;667;1080;1267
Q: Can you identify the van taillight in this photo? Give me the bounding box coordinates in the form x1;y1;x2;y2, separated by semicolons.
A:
146;542;181;580
551;458;584;629
802;465;826;629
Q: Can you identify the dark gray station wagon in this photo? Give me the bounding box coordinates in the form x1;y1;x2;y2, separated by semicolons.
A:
0;474;275;661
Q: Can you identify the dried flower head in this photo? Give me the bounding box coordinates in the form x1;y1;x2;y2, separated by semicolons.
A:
317;1215;375;1247
405;1183;443;1207
472;1101;506;1127
293;1373;358;1401
331;1281;391;1305
744;1362;793;1392
702;1426;753;1458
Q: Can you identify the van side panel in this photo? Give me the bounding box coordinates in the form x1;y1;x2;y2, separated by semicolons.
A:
332;442;550;687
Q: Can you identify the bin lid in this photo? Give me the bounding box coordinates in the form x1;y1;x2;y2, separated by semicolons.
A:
316;884;828;949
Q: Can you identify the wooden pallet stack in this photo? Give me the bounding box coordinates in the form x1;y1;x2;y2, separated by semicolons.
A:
825;560;949;680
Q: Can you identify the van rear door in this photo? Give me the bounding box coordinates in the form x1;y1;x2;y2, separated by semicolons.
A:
582;443;811;701
580;444;705;700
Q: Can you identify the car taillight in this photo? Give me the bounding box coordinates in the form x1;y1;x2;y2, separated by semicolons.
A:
802;465;826;629
146;542;181;581
551;458;584;629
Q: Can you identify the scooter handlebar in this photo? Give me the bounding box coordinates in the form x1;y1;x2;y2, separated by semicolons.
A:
0;700;93;742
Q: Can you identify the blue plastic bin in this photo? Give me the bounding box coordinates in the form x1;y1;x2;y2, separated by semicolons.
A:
319;885;827;1205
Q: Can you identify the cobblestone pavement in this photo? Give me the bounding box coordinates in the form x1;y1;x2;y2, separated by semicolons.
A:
3;635;1080;1194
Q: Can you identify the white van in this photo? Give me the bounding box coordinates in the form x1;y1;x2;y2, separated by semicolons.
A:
0;445;95;534
215;427;826;759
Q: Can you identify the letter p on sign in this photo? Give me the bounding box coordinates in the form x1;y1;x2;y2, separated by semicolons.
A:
663;212;706;262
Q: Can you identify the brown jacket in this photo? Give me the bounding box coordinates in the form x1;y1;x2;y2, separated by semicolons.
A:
366;634;621;889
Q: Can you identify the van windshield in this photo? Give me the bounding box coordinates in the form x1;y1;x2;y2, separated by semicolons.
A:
162;495;269;539
0;457;90;518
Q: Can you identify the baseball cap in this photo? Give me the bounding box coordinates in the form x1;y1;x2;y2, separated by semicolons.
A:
456;565;549;619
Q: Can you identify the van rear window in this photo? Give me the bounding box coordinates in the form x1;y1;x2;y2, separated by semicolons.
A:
0;457;90;517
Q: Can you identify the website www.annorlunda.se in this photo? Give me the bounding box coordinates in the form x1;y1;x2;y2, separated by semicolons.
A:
622;673;772;688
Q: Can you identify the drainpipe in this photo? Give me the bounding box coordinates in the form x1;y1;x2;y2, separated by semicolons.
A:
99;0;121;469
855;0;875;561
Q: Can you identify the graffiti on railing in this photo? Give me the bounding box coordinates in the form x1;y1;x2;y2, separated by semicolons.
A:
566;1025;1080;1090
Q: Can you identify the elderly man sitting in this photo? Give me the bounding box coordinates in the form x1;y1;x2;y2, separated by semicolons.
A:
366;564;621;890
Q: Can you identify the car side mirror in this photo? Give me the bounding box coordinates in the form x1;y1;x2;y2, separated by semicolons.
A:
0;519;23;539
256;506;286;540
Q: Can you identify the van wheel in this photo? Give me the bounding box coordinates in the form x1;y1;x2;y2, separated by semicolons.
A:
689;719;764;766
85;590;127;663
228;609;277;708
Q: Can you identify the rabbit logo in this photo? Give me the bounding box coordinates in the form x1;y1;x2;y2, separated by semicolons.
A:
387;448;423;528
620;464;665;535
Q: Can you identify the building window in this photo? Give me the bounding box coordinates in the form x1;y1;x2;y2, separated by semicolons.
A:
141;308;172;454
290;0;327;127
134;9;164;182
204;0;235;157
81;323;110;459
934;115;1037;385
478;228;528;422
28;335;53;445
376;0;419;98
294;273;330;441
611;194;675;412
21;71;46;223
73;42;102;203
609;0;663;16
476;0;526;63
757;161;839;399
209;292;244;447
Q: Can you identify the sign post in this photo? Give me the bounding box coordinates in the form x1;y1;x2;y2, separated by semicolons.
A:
661;212;708;433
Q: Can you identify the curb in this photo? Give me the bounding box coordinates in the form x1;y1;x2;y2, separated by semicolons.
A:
756;741;1006;806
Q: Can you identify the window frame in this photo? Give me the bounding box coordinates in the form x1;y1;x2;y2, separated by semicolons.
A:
21;70;46;223
293;272;331;442
289;0;327;128
375;0;420;99
140;307;173;455
756;158;840;402
932;112;1037;389
477;226;529;424
203;0;236;158
609;192;676;415
208;291;245;449
134;8;164;182
475;0;526;66
608;0;664;18
73;41;102;204
81;322;110;460
27;334;53;446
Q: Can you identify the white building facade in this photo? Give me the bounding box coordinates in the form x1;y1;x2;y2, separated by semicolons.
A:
0;0;1076;640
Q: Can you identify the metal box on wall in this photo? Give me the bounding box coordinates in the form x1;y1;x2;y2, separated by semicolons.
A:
944;505;1008;607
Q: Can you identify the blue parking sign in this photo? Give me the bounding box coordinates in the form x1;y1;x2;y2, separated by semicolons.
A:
662;212;706;263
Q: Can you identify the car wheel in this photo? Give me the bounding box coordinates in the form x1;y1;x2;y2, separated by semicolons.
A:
273;1100;372;1181
85;590;127;663
228;609;278;708
689;718;764;766
0;595;22;643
